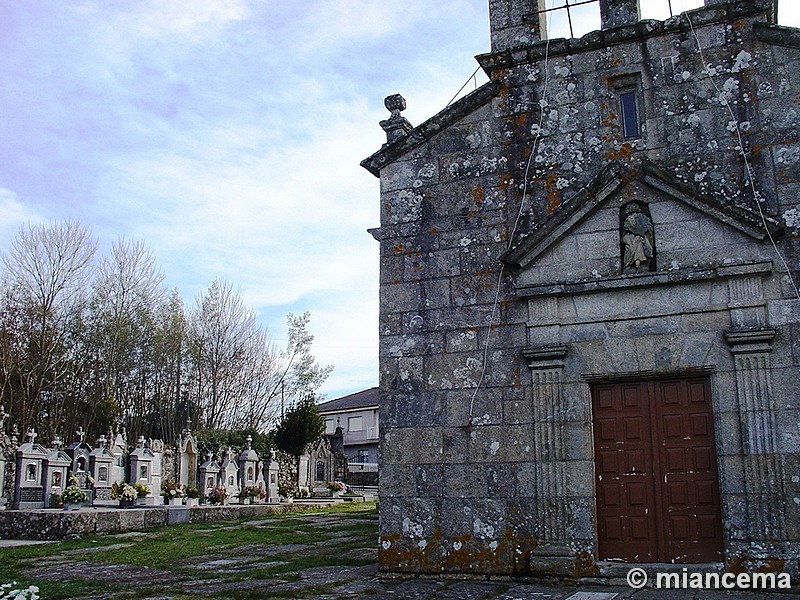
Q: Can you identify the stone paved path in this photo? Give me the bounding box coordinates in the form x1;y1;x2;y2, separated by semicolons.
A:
3;506;796;599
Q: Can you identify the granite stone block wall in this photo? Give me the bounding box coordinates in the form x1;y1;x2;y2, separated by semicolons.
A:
363;0;800;579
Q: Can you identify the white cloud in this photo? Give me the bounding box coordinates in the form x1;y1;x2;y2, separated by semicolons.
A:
0;189;43;244
11;0;796;402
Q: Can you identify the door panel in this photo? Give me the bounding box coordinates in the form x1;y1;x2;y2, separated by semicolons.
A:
652;378;723;562
593;381;658;561
592;378;723;563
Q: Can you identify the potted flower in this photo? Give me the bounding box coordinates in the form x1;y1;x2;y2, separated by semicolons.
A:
245;486;263;504
238;486;258;504
117;484;137;508
206;486;227;505
161;480;184;506
185;486;201;507
60;485;88;510
278;483;295;504
132;482;150;505
326;481;347;498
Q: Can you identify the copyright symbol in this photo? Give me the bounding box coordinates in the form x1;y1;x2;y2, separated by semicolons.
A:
627;567;648;589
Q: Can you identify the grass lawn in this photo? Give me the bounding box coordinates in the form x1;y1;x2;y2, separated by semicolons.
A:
0;502;378;600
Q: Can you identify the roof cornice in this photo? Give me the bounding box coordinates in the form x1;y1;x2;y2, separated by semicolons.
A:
501;157;783;270
476;0;777;75
360;80;501;177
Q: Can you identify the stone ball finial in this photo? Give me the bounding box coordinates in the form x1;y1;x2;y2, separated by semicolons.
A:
384;94;407;114
380;93;413;144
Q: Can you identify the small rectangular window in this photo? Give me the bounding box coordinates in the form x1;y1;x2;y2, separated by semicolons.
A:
619;90;639;139
348;416;363;432
325;418;335;434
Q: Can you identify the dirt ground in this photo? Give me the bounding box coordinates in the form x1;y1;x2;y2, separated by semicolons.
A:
2;505;796;599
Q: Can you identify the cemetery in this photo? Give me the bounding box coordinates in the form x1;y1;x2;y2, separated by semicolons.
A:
0;409;362;540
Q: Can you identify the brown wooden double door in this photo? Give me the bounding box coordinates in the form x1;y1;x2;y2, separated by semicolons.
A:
592;378;724;563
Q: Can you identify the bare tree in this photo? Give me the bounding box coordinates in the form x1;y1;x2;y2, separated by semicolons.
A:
0;220;96;438
188;279;264;429
150;289;188;442
0;221;333;442
90;238;166;437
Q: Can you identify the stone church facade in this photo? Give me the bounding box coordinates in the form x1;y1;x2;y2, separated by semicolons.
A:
362;0;800;579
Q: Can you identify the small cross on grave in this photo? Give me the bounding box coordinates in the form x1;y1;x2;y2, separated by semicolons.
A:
96;435;107;449
136;435;146;448
76;426;86;443
26;428;37;444
52;435;63;450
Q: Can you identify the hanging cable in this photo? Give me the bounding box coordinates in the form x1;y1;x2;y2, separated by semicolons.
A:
467;3;555;424
686;13;800;301
446;66;483;108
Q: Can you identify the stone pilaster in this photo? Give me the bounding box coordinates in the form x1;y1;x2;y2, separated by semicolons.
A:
524;346;573;568
724;329;785;542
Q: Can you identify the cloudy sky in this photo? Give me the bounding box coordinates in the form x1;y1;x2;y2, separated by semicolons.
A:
1;0;798;401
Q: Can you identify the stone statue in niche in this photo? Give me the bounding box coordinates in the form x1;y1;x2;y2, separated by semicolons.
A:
621;201;655;273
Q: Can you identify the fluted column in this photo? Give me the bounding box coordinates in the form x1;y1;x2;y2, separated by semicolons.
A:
725;329;785;542
524;346;569;549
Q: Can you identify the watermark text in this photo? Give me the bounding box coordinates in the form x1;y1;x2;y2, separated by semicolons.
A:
626;567;792;590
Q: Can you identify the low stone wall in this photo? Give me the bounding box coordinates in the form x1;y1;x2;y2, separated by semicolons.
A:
0;502;334;540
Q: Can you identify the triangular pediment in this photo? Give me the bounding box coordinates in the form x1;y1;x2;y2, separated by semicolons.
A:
502;158;781;271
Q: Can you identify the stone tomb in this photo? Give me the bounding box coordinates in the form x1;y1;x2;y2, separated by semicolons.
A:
0;406;13;508
237;436;260;494
89;436;117;506
198;452;220;496
176;425;198;490
65;427;92;474
13;429;47;509
43;436;71;508
264;451;279;503
128;437;162;506
107;430;128;485
220;448;239;502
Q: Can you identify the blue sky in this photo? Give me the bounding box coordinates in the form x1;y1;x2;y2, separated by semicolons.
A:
1;0;798;401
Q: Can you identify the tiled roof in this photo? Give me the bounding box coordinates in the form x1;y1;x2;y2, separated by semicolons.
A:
317;387;379;413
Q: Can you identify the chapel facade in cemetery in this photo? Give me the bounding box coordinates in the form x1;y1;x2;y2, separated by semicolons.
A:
362;0;800;578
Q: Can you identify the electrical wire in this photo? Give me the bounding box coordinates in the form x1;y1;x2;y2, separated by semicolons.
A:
686;12;800;301
464;4;799;426
467;3;555;423
446;66;482;108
